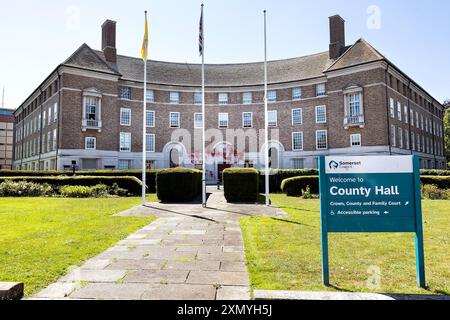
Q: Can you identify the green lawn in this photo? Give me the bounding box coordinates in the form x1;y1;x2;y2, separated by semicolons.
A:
0;196;157;296
241;194;450;295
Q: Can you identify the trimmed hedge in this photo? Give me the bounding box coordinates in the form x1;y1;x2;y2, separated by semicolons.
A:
0;176;142;196
0;170;162;193
281;176;319;197
420;176;450;190
280;175;450;197
156;168;202;203
420;170;450;176
259;169;319;193
223;168;259;203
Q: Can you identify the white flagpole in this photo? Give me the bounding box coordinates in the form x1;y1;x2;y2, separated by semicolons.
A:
201;4;207;208
264;10;270;206
142;11;148;206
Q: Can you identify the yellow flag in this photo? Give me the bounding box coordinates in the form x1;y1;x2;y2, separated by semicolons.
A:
141;12;149;62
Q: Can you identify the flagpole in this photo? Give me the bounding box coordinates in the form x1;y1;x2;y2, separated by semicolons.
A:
201;4;207;208
264;10;270;207
142;11;148;206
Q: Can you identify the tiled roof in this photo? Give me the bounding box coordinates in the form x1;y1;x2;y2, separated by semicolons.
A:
62;39;388;87
64;45;335;86
64;44;120;75
109;52;334;86
325;38;384;71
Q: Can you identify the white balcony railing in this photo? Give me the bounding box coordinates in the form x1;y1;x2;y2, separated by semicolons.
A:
344;115;365;129
82;119;102;132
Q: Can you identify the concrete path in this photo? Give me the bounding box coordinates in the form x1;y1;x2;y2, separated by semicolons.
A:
33;187;286;300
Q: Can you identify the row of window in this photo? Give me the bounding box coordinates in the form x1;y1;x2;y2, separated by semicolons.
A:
15;129;57;160
388;74;442;118
292;131;328;151
119;83;327;105
85;133;156;153
119;106;327;129
16;103;58;142
292;131;363;151
86;131;331;154
389;97;443;138
390;124;445;156
18;80;59;122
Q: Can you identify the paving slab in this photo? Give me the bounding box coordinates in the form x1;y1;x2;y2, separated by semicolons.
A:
220;261;248;272
34;187;284;300
33;282;80;299
60;269;127;283
0;282;24;300
254;290;396;301
141;284;217;300
123;270;189;284
187;271;250;286
217;286;251;300
165;260;221;271
70;283;153;300
106;259;166;270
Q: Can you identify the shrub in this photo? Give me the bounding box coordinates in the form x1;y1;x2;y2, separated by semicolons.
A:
420;169;450;176
281;176;319;197
60;185;93;198
421;184;450;200
110;183;128;197
0;176;142;196
420;176;450;190
0;170;161;193
90;184;110;197
259;169;319;193
0;180;53;197
301;186;319;199
156;168;202;203
223;168;259;203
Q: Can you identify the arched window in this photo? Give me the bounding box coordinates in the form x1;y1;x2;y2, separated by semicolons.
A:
269;147;279;169
170;148;180;168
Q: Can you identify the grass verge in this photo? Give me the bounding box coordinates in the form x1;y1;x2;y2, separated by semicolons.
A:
241;194;449;295
0;196;157;296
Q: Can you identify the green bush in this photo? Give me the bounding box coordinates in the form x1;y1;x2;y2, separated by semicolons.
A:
259;169;319;193
301;186;320;199
281;176;319;197
223;168;259;203
0;176;142;196
110;183;128;197
420;176;450;189
420;169;450;176
421;184;450;200
90;184;110;197
156;168;202;203
0;180;53;197
60;185;93;198
0;170;162;193
277;175;449;198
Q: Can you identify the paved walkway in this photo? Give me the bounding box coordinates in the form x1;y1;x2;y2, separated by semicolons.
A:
33;187;286;300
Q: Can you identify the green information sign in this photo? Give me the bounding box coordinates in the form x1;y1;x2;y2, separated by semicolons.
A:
319;155;425;288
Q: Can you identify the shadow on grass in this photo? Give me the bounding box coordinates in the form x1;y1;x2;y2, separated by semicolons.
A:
270;217;316;228
276;205;320;214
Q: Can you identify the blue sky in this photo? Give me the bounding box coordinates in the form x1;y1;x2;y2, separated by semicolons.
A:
0;0;449;108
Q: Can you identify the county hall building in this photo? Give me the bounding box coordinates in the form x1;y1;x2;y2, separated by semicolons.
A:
12;15;446;183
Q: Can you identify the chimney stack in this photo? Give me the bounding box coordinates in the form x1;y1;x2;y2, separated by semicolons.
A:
102;20;117;64
329;15;345;60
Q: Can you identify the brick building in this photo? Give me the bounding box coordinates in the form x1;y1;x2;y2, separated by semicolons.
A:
0;108;14;170
12;15;446;182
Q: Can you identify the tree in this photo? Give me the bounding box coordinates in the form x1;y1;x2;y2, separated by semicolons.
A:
444;100;450;166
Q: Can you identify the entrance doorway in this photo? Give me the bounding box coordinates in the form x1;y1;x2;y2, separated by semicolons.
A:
217;163;231;184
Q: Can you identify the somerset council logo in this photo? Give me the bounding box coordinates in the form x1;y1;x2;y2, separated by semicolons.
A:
329;160;339;170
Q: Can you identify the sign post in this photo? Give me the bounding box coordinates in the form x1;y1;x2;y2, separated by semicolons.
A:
319;155;426;288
